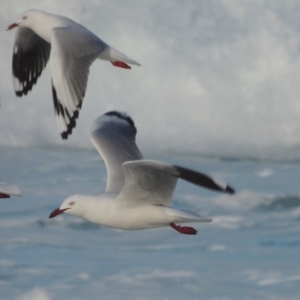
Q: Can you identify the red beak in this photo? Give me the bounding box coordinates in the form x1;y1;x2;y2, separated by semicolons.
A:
6;23;18;31
49;207;68;218
0;193;10;199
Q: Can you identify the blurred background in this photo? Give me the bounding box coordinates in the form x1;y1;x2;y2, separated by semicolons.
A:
1;0;300;160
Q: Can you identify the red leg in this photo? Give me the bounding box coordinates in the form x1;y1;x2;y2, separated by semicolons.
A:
170;223;197;235
111;61;131;69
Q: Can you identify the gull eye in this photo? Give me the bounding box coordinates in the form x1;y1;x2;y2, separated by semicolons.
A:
69;201;75;206
22;16;27;20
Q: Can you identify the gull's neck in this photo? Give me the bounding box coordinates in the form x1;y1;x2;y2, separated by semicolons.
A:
76;194;118;226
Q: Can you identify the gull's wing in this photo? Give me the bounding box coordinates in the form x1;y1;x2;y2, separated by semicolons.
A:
90;111;143;194
12;27;50;96
0;184;21;199
117;160;235;207
50;26;107;139
117;160;179;207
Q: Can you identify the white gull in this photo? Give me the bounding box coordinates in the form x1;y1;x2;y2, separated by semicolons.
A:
6;9;140;140
0;183;21;199
49;111;235;235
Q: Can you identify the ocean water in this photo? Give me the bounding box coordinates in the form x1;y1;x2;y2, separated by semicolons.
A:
1;147;300;300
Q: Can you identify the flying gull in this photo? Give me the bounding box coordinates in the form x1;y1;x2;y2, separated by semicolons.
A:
49;111;235;235
7;10;140;139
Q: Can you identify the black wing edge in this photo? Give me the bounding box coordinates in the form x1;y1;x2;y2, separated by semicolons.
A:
104;111;136;130
13;34;50;97
52;83;82;140
175;165;235;194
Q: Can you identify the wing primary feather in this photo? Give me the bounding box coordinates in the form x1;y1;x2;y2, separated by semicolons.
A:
175;165;235;194
52;80;82;140
12;28;50;97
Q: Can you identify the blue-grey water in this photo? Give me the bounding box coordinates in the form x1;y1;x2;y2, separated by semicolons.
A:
1;147;300;300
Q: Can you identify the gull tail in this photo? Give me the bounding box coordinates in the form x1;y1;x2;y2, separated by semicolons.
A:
166;207;212;223
166;208;212;235
99;46;141;69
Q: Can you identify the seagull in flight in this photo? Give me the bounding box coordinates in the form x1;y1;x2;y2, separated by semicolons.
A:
49;111;235;235
7;9;140;139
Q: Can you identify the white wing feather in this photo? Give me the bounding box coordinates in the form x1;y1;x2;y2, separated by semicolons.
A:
90;112;143;194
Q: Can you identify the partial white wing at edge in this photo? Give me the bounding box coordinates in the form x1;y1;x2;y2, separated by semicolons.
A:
0;183;21;198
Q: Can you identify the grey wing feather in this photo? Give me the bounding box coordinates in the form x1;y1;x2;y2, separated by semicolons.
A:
117;160;179;207
50;27;107;139
90;112;143;194
12;27;50;96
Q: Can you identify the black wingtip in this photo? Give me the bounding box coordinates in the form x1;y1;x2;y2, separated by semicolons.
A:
175;165;236;195
12;39;50;98
60;110;79;140
15;91;23;97
61;131;69;140
225;185;235;195
52;82;81;141
104;111;135;129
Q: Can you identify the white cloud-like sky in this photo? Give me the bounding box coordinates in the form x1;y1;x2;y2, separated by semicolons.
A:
1;0;300;160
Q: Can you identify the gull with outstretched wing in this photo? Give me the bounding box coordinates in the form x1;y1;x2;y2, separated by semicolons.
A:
49;111;235;235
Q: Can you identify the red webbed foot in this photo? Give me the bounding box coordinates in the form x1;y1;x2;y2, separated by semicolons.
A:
170;223;197;235
111;61;131;69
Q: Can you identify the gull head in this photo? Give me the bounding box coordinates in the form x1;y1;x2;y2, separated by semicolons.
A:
49;195;85;219
6;10;45;31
